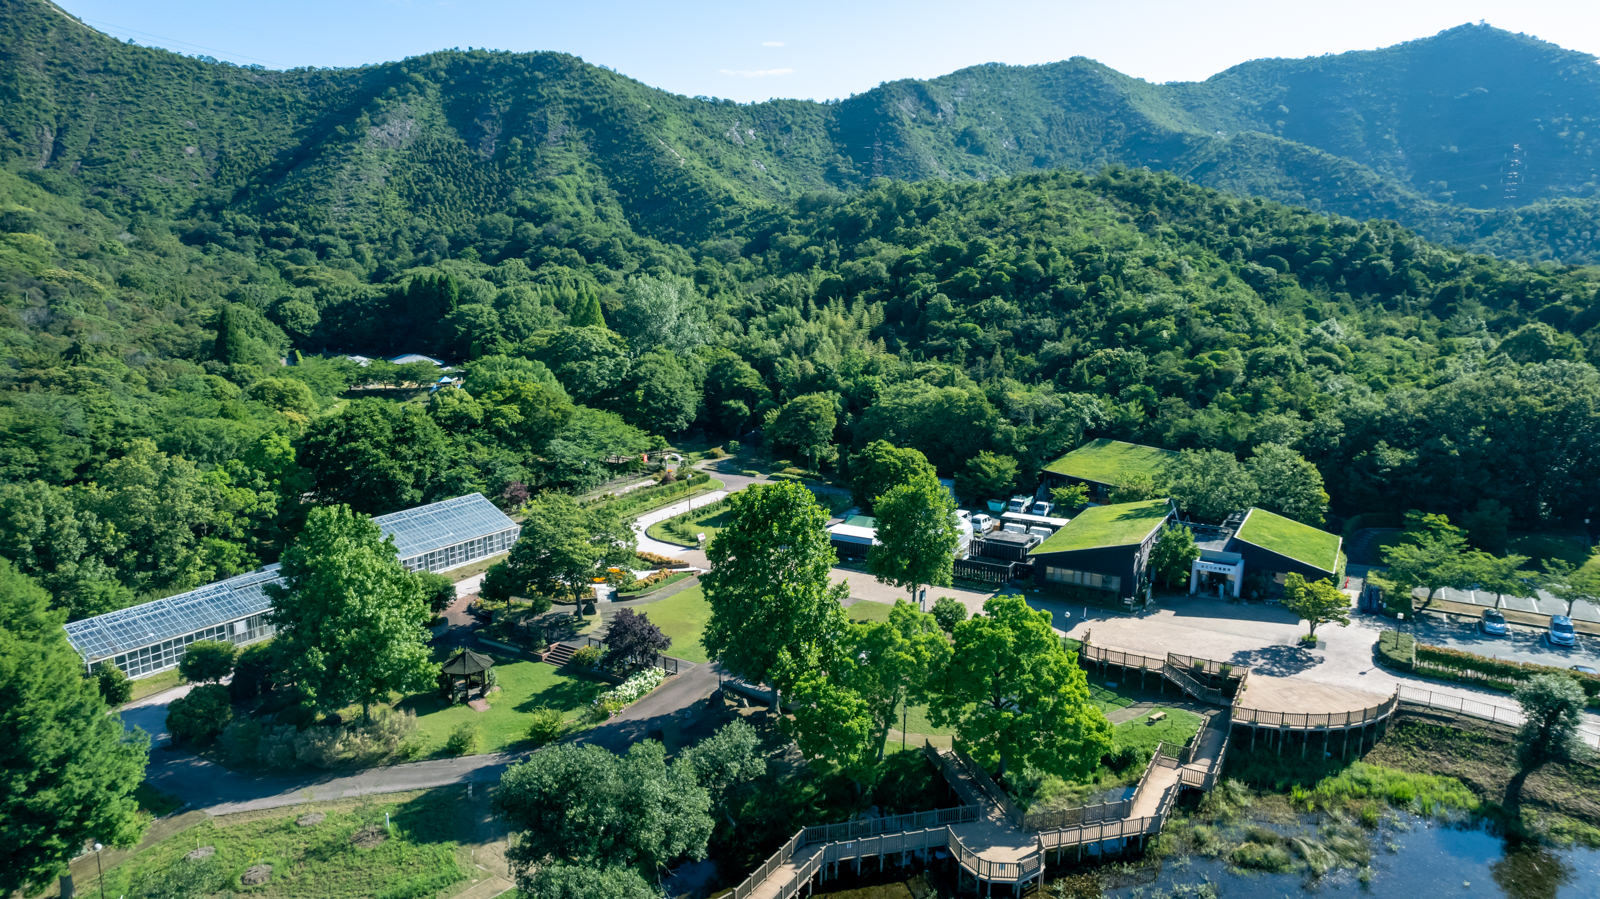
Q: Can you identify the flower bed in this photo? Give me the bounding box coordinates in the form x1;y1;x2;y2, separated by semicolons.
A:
616;570;695;598
591;667;668;719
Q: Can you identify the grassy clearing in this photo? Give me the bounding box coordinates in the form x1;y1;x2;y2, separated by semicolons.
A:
126;668;182;703
440;551;507;585
399;654;607;756
80;789;478;899
1088;683;1137;713
630;584;711;663
846;601;895;623
1113;707;1203;758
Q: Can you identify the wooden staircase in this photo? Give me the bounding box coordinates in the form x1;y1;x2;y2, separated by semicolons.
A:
543;642;577;667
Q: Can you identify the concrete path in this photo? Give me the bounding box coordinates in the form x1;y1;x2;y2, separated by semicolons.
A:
631;490;728;556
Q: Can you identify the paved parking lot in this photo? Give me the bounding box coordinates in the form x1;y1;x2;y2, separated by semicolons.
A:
1431;584;1600;624
1408;611;1600;668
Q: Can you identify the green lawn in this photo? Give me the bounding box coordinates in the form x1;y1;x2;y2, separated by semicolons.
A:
900;702;960;737
647;499;735;547
81;789;475;899
400;654;607;756
1113;706;1203;758
1043;438;1177;487
847;600;895;623
1089;684;1138;714
1034;498;1173;552
127;667;183;703
632;584;712;663
1234;507;1342;573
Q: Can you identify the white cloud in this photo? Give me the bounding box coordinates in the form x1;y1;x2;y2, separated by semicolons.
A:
761;40;785;47
719;67;795;78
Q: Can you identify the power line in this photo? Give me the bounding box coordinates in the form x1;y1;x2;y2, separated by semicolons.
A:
71;13;290;69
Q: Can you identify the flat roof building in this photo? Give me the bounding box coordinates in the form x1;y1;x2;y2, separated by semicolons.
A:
1028;498;1175;601
64;494;519;679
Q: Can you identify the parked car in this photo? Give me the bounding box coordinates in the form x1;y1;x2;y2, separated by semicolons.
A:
1571;665;1599;675
1006;495;1032;514
970;513;995;533
1480;608;1508;636
1548;615;1578;647
1030;500;1053;517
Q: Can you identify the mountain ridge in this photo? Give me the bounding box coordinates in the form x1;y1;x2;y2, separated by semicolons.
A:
3;0;1600;263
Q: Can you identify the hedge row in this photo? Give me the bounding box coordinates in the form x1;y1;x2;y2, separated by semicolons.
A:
593;472;713;518
1375;628;1600;708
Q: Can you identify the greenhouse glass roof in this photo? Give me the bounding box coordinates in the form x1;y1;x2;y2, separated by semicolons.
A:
63;564;283;662
374;493;518;560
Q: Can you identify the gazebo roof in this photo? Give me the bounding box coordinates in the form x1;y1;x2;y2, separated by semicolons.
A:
441;649;495;676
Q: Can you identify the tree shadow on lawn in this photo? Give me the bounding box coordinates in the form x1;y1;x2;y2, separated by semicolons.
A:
390;785;502;847
512;674;608;715
1226;643;1320;677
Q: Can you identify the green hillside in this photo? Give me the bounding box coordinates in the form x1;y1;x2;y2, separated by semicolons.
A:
3;1;1600;264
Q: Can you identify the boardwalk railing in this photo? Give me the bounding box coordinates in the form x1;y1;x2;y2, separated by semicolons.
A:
1081;644;1164;671
1021;797;1131;831
801;806;976;844
1232;692;1399;731
947;828;1043;884
1161;660;1227;705
1397;685;1600;748
946;748;1024;828
727;829;805;899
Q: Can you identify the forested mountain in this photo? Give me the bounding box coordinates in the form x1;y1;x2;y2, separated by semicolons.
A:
5;0;1600;263
1;0;1599;625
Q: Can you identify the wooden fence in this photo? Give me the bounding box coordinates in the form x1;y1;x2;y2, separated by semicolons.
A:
953;557;1019;585
947;828;1043;884
1232;693;1399;731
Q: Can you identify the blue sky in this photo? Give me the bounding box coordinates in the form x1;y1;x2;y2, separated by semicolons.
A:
53;0;1600;103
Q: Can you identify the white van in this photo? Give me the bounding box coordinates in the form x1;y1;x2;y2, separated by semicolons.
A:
970;513;995;533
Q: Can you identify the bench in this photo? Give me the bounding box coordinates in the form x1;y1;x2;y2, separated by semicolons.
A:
1147;711;1167;723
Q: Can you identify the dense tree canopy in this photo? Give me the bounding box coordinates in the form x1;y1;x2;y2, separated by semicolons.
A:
0;561;148;895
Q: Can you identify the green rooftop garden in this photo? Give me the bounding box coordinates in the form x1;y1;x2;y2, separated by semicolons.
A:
1043;439;1178;487
1033;499;1173;553
1234;507;1342;573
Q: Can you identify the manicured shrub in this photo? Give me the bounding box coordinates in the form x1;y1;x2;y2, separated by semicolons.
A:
570;645;603;670
445;723;479;757
167;684;233;745
178;640;238;683
932;596;967;633
229;641;281;703
95;662;132;705
526;707;567;746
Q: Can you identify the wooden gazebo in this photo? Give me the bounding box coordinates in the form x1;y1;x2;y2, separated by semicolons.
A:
440;649;495;701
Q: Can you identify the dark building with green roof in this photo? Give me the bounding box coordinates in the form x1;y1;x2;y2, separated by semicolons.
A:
1225;507;1345;588
1042;439;1179;502
1028;498;1175;601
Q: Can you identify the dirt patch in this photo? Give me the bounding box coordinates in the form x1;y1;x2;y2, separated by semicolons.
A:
296;812;325;827
184;845;215;860
350;824;388;848
241;864;272;886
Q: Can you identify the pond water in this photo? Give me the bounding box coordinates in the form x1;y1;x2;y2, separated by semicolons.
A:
1111;817;1600;898
813;817;1600;899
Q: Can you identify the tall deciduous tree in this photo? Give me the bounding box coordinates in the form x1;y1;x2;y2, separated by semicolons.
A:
1168;448;1259;523
1282;573;1351;639
297;400;450;514
702;482;849;692
845;602;953;760
955;451;1019;505
483;494;634;619
1514;674;1587;767
1461;550;1535;610
930;594;1111;778
494;742;711;885
1246;443;1329;525
0;561;147;895
850;440;936;510
766;393;838;469
869;472;958;608
1380;511;1474;607
1542;558;1600;616
267;506;437;719
613;275;707;356
1150;523;1201;589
